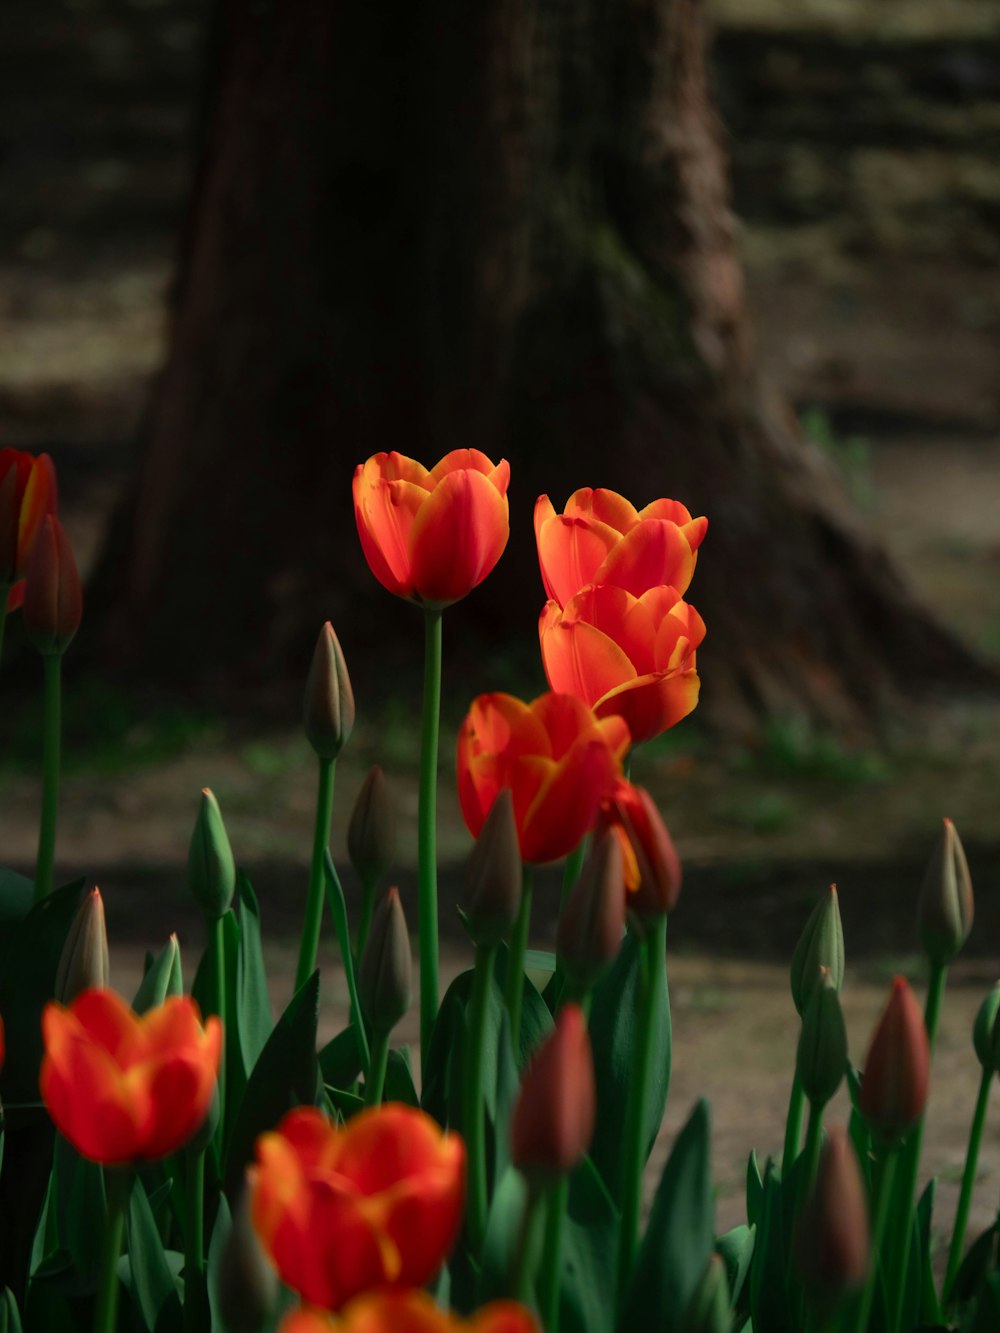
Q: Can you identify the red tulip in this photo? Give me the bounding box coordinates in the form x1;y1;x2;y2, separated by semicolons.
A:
599;779;682;916
0;448;57;611
512;1005;595;1182
534;488;706;608
457;691;629;864
250;1104;465;1311
353;450;510;608
279;1291;539;1333
858;976;930;1142
539;583;704;745
40;989;222;1164
22;514;83;654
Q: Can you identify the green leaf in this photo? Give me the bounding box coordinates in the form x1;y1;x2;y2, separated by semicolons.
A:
618;1099;713;1332
951;1218;999;1308
0;1288;23;1333
235;873;272;1075
318;1027;364;1091
53;1135;106;1280
749;1159;794;1333
746;1151;763;1229
384;1048;420;1108
476;1166;530;1305
206;1192;232;1332
561;1156;619;1333
125;1175;183;1331
717;1223;756;1311
224;972;320;1195
588;928;671;1197
492;1013;520;1183
0;867;33;930
133;936;182;1014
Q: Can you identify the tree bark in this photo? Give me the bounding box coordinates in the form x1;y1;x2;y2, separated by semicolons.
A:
92;0;990;732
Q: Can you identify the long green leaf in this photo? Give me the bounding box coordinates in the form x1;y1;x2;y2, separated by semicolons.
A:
235;873;272;1074
561;1156;619;1333
125;1175;183;1332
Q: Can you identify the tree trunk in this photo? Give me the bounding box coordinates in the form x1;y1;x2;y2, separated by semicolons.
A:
92;0;989;732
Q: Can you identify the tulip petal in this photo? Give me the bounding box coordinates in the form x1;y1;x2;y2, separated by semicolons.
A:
40;1012;146;1163
430;451;510;495
407;469;509;606
518;740;621;864
563;488;638;531
593;519;696;598
534;513;619;608
540;608;638;709
594;667;701;746
69;988;146;1066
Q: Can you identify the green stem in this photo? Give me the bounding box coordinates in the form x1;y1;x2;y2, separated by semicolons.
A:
504;868;534;1054
464;943;497;1252
944;1066;993;1300
511;1182;546;1306
295;756;335;992
418;607;443;1079
94;1168;130;1333
539;1177;569;1333
782;1074;806;1182
798;1099;825;1216
323;849;371;1076
211;915;226;1133
183;1148;206;1333
355;871;377;964
561;841;586;909
33;652;62;902
616;915;667;1314
849;1147;898;1333
364;1029;391;1107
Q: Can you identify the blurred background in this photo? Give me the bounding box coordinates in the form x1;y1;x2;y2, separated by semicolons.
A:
3;0;1000;1231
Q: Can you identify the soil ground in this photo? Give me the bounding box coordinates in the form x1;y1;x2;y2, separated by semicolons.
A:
3;0;1000;1269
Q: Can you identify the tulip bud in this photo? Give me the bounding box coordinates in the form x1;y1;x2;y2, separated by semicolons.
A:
680;1254;731;1333
303;622;355;761
358;887;412;1035
55;887;109;1002
134;934;184;1014
188;788;236;921
461;789;522;948
858;976;930;1143
796;1126;870;1310
557;828;626;991
790;885;845;1017
796;968;848;1108
972;982;1000;1072
347;765;395;886
918;818;973;966
602;781;681;919
512;1005;595;1184
22;515;82;655
217;1179;279;1332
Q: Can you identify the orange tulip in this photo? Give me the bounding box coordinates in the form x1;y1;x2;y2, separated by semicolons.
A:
539;583;705;746
40;988;221;1164
353;450;510;608
279;1291;538;1333
457;691;629;864
251;1104;465;1312
0;448;57;611
534;488;706;608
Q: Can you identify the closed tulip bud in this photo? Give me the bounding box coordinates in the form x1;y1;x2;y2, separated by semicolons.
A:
188;788;236;920
22;515;82;655
512;1005;595;1184
918;818;973;966
461;789;522;948
796;1126;870;1310
790;885;845;1017
55;887;109;1002
358;887;411;1035
218;1180;279;1332
858;976;930;1143
133;933;183;1014
303;622;355;761
557;828;626;990
680;1254;731;1333
601;780;681;919
972;982;1000;1072
347;766;395;886
796;969;848;1107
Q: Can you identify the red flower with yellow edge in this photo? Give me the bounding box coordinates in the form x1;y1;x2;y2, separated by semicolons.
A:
534;488;706;608
250;1104;465;1312
539;583;705;746
599;779;682;917
40;989;221;1165
278;1291;538;1333
457;691;630;864
353;450;510;608
0;448;57;611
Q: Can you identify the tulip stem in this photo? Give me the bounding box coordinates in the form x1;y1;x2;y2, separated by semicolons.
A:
296;756;336;993
183;1147;207;1332
418;607;443;1080
782;1074;806;1182
505;868;534;1054
944;1064;993;1301
323;849;371;1076
616;916;667;1315
511;1181;546;1306
33;651;62;903
95;1168;130;1333
211;914;227;1133
464;942;497;1253
364;1029;391;1107
539;1177;569;1332
849;1146;897;1333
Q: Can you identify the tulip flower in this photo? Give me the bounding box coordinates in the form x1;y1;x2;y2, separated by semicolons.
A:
598;779;681;917
539;583;705;746
0;447;57;612
250;1104;465;1311
534;489;707;608
21;514;82;656
40;988;222;1164
279;1291;539;1332
858;976;930;1143
353;450;510;608
457;691;629;864
796;1126;870;1310
512;1005;595;1183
